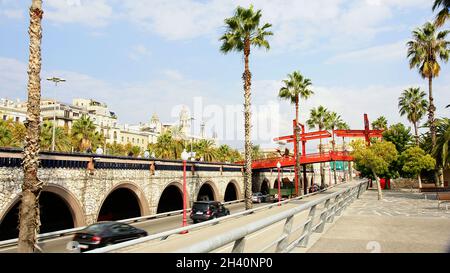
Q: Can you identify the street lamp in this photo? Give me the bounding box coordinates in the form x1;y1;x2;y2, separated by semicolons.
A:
181;149;189;234
46;77;66;152
277;161;281;206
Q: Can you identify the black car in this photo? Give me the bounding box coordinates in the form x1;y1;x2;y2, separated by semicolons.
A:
190;201;230;223
71;221;148;252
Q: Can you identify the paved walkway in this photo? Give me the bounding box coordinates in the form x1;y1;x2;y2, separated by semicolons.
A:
306;189;450;253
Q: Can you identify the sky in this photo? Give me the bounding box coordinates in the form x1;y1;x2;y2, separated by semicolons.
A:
0;0;449;152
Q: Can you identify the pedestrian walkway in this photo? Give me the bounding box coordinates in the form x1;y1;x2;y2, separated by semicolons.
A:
304;190;450;253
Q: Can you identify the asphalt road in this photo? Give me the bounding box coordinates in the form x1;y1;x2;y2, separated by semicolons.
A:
0;202;266;253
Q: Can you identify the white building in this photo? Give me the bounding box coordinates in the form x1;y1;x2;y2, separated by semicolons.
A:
0;98;27;123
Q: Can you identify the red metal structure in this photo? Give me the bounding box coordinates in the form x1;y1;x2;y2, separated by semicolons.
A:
251;114;383;195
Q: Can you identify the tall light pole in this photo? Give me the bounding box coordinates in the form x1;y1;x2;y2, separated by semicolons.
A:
277;161;281;206
181;149;189;234
46;77;65;152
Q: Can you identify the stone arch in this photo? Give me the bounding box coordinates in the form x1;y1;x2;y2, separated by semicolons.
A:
224;180;242;201
260;179;270;195
0;184;85;241
156;181;191;213
97;182;150;221
197;181;219;201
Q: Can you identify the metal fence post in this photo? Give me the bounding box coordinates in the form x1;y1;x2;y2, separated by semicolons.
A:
357;182;363;199
232;237;247;253
315;199;331;233
327;194;340;223
297;205;317;248
276;215;294;252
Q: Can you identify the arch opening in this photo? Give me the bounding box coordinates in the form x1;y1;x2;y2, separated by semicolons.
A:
97;188;141;221
0;192;74;241
224;182;238;202
260;180;269;195
197;183;215;201
157;185;183;214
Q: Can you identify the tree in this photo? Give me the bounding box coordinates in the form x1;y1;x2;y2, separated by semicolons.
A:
372;116;388;130
154;131;174;159
217;144;231;162
306;106;331;187
18;0;43;253
40;121;71;152
433;0;450;27
398;87;428;145
399;146;436;188
382;123;413;154
326;112;344;185
407;22;449;185
432;118;450;184
106;143;126;156
220;5;273;210
251;144;264;160
279;70;314;195
352;141;398;200
71;115;96;152
194;139;218;162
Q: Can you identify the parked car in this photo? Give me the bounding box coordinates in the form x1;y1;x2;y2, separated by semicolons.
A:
70;221;148;252
190;201;230;223
252;192;268;203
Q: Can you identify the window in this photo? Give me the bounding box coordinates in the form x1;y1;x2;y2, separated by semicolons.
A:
15;117;19;122
121;137;124;142
132;138;135;143
2;115;6;120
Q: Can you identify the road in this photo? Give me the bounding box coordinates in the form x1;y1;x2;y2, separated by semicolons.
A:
0;202;266;253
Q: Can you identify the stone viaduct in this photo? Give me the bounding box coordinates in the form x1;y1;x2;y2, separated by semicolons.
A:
0;148;302;240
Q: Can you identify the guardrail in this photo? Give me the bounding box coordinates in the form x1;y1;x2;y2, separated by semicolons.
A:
0;199;246;249
87;180;365;253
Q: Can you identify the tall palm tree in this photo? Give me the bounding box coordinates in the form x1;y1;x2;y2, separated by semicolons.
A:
433;0;450;27
407;21;450;185
372;116;388;130
407;22;449;147
307;106;331;187
217;144;231;162
155;132;174;159
220;5;273;210
326;112;344;185
398;87;428;145
279;71;314;195
18;0;43;253
195;139;218;162
71;115;96;152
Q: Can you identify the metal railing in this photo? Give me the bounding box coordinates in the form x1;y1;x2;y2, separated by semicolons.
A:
0;199;245;249
87;180;366;253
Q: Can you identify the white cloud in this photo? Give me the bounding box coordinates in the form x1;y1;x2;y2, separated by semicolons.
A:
129;44;151;61
326;40;407;64
44;0;113;27
1;9;23;19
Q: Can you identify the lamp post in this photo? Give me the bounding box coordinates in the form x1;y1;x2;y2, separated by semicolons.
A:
181;149;189;234
46;77;66;152
277;161;281;206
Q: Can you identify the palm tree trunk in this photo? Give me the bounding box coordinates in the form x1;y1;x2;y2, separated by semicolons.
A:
428;76;442;186
372;170;383;200
243;38;253;210
295;97;302;196
18;0;43;253
413;121;419;146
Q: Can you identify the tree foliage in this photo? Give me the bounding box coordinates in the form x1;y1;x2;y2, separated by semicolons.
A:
382;123;413;154
399;146;436;178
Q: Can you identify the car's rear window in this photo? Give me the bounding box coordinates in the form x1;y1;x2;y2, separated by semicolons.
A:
83;223;108;233
193;203;209;211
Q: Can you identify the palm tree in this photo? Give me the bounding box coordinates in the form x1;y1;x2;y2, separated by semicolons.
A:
18;0;43;253
433;118;450;182
307;106;331;187
398;87;428;146
407;21;450;186
433;0;450;27
251;144;263;160
327;112;344;185
155;132;174;159
279;71;314;195
217;144;231;162
40;121;71;152
71;115;96;152
372;116;388;130
220;5;273;210
195;139;218;162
